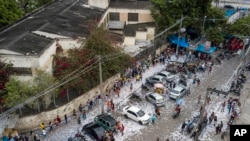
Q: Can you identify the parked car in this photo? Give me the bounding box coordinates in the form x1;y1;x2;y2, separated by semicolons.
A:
145;92;166;107
146;75;166;86
169;85;187;99
122;105;150;125
94;114;116;131
156;71;175;82
82;122;105;141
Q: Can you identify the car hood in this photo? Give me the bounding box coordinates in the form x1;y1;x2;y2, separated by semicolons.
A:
139;114;150;121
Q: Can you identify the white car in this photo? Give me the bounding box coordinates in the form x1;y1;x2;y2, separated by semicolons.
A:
122;105;150;125
156;71;175;82
145;92;166;107
169;86;187;99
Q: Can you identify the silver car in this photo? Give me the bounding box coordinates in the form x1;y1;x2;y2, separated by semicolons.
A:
169;86;187;99
156;71;175;82
145;92;166;107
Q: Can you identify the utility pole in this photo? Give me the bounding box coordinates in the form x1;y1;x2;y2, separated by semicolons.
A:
98;55;104;113
194;87;209;141
176;14;183;55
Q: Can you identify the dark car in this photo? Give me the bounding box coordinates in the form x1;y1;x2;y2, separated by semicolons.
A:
187;115;200;133
82;122;105;141
94;114;116;131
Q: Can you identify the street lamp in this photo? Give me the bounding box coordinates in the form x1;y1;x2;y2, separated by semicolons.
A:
201;16;207;41
176;15;184;55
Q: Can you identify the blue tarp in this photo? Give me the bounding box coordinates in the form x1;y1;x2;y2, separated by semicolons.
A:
225;9;236;17
196;44;217;54
167;34;189;48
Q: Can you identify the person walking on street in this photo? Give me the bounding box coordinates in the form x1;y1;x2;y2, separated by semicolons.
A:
130;83;133;92
82;110;86;120
197;78;200;86
198;95;201;104
181;121;186;133
221;101;226;112
64;114;68;124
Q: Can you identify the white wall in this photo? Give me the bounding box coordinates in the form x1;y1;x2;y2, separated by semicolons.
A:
135;31;147;40
58;39;82;51
88;0;109;9
38;41;57;74
15;73;120;132
0;55;39;68
124;36;136;45
108;8;154;24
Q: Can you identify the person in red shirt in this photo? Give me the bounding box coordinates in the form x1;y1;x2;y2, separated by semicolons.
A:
175;104;181;114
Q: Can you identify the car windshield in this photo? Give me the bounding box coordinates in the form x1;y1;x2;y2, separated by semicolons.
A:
157;98;164;102
137;110;145;117
170;89;180;94
167;73;173;77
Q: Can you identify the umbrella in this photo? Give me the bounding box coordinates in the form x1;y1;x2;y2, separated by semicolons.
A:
154;83;163;88
176;98;186;106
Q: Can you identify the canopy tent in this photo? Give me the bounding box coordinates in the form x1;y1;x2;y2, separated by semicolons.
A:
195;44;217;54
225;9;236;17
167;34;189;48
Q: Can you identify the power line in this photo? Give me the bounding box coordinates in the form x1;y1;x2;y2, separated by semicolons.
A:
0;52;127;119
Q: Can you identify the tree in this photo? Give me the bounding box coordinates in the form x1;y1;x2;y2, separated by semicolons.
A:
0;0;23;27
16;0;37;14
206;27;224;44
4;78;34;108
53;26;132;94
151;0;217;31
224;16;250;36
32;69;59;109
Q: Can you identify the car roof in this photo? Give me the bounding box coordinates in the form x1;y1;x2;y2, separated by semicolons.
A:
148;92;164;99
173;86;185;91
127;106;140;112
96;114;116;126
159;71;171;75
153;75;164;79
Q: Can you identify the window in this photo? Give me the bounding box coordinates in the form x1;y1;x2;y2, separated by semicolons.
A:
128;13;138;21
128;110;137;117
109;12;119;21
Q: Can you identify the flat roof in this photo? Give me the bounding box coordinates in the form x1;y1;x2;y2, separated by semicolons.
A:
125;22;155;36
0;0;104;56
109;0;152;9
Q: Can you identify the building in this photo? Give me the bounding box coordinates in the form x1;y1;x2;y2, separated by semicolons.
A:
0;0;156;80
0;0;104;81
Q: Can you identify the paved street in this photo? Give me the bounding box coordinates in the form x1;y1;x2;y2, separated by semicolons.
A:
127;54;245;141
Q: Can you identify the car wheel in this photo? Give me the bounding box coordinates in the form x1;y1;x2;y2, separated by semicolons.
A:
139;121;143;125
124;114;128;118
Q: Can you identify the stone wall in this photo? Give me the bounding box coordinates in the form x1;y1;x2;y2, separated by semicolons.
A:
14;73;120;132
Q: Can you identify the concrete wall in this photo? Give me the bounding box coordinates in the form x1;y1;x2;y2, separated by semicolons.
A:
58;39;82;52
38;41;57;74
124;36;136;46
88;0;109;9
135;31;147;40
0;55;39;68
108;8;153;24
14;73;120;132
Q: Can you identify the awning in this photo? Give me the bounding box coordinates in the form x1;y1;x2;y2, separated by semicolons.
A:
108;21;125;30
195;44;217;54
167;34;189;48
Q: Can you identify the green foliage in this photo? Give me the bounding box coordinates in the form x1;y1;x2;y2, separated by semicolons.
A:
225;15;250;36
4;78;33;108
16;0;37;14
0;0;23;27
33;69;58;94
54;26;132;92
206;27;224;43
3;70;58;108
150;0;225;32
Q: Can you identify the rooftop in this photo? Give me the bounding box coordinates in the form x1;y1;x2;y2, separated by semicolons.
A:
125;22;155;36
109;0;152;9
0;0;104;56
